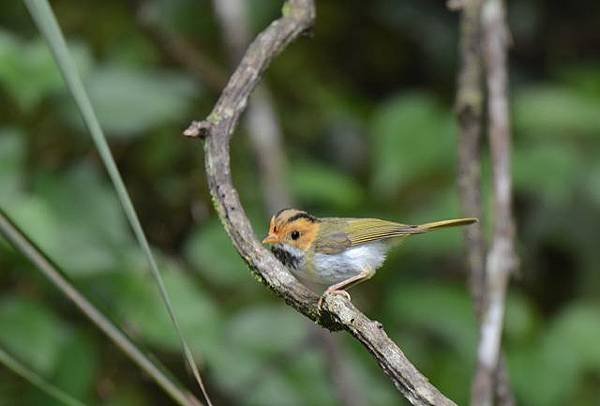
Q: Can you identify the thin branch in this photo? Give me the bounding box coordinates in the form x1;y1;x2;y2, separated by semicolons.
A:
0;208;200;406
472;0;517;405
23;2;211;404
454;0;486;321
184;1;454;404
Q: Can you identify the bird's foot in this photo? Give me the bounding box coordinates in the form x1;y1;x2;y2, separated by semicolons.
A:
318;288;351;310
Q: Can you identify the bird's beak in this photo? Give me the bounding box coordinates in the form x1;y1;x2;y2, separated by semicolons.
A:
262;233;278;244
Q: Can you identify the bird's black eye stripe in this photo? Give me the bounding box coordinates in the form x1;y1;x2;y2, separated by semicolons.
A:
291;230;300;240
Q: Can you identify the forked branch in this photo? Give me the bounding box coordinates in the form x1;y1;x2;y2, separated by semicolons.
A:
184;1;454;404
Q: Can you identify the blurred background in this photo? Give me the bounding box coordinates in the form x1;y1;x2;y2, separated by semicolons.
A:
1;0;600;405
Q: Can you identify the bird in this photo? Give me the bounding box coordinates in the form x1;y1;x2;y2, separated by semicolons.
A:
262;208;477;308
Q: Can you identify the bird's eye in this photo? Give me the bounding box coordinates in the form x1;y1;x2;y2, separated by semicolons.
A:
291;230;300;240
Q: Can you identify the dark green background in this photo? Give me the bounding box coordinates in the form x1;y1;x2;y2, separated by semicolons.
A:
1;0;599;404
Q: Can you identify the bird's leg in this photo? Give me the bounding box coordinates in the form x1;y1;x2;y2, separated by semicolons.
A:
318;267;375;310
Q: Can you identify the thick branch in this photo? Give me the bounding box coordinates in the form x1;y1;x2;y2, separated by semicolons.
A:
473;1;517;405
213;2;358;404
184;1;454;404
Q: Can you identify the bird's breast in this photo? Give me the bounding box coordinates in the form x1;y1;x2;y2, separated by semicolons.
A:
312;242;388;285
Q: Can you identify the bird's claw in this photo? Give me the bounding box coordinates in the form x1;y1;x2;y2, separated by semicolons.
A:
318;289;351;311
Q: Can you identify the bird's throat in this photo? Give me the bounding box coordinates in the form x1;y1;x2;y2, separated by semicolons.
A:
271;244;303;270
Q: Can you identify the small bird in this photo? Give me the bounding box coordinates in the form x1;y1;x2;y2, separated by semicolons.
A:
262;208;477;307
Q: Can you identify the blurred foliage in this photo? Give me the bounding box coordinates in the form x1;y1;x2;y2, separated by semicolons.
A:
1;0;600;405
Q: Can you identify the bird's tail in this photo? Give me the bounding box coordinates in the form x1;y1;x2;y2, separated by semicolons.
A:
417;217;478;232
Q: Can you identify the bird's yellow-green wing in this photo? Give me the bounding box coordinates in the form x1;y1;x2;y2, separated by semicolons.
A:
318;217;421;252
342;218;422;246
315;217;476;254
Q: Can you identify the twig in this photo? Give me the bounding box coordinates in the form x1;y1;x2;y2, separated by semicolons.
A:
184;1;455;404
472;0;517;405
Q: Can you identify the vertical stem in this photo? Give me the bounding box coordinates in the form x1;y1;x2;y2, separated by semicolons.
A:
23;2;211;403
455;0;486;320
473;0;517;404
454;0;515;403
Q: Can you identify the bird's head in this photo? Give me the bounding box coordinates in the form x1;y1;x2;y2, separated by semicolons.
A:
262;208;320;252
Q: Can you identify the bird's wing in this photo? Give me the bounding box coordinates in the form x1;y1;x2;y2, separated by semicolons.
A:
313;228;351;255
340;218;422;246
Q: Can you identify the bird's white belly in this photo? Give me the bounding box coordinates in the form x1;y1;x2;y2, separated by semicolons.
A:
299;242;388;286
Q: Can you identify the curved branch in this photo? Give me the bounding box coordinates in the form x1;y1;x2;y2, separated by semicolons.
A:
184;1;454;405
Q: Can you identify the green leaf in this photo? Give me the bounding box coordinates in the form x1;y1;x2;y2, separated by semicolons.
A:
513;141;583;205
209;307;337;406
586;161;600;207
370;92;456;196
289;160;363;210
226;306;307;356
0;296;68;374
386;282;476;360
7;164;134;277
0;128;25;207
0;30;91;112
63;64;198;138
508;302;600;406
114;262;221;355
549;304;600;369
514;85;600;137
36;333;98;406
405;185;465;255
557;64;600;98
184;220;249;289
504;293;538;344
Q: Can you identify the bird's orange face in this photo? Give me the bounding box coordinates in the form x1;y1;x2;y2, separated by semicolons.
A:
262;209;320;251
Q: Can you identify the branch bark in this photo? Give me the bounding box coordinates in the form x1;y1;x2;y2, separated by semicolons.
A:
472;0;518;405
212;2;360;404
454;1;515;404
184;1;454;404
455;0;486;321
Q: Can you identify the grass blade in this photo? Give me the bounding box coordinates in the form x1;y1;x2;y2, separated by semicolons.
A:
21;1;211;404
0;207;199;406
0;346;85;406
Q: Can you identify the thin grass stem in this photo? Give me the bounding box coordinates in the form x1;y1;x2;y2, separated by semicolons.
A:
21;1;211;404
0;346;85;406
0;208;199;406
